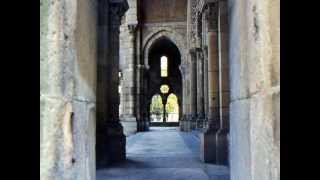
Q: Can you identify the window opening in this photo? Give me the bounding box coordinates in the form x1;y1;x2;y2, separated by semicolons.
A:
160;56;168;77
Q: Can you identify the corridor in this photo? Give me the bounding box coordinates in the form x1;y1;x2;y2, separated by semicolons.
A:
96;127;230;180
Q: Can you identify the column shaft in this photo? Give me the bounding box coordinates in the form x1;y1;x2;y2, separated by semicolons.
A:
189;50;197;130
200;2;220;163
104;0;128;165
216;0;230;165
121;25;138;136
196;50;205;129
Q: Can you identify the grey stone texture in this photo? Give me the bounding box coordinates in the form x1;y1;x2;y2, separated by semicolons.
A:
97;127;230;180
96;0;129;168
119;0;139;136
40;0;97;180
228;0;280;179
40;0;280;179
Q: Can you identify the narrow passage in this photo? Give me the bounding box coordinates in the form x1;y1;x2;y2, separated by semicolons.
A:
97;127;229;180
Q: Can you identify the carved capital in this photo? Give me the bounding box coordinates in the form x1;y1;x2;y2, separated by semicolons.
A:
196;48;204;61
189;48;197;55
136;64;145;69
204;3;218;32
128;24;137;34
189;0;198;47
109;0;129;27
189;48;198;62
203;46;208;57
196;12;203;39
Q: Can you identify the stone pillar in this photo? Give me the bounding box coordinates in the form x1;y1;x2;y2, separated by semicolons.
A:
200;2;220;163
120;24;138;136
189;49;198;130
196;49;205;129
41;0;97;178
162;95;168;123
141;70;150;131
216;0;230;165
203;46;209;130
180;64;188;131
105;0;128;164
136;64;142;131
96;0;110;168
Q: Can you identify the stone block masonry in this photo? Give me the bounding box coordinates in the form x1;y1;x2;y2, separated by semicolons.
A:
40;0;97;179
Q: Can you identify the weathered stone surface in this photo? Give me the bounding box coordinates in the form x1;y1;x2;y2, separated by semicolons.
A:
40;0;97;179
41;0;280;179
141;0;187;23
229;99;252;180
121;117;138;136
200;131;216;163
97;127;230;180
228;0;280;179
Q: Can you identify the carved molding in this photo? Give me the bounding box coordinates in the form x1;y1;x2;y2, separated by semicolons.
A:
204;3;218;32
196;48;204;61
128;24;137;34
189;0;198;47
109;0;129;27
195;11;202;47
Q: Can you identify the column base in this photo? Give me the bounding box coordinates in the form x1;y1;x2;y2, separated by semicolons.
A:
105;121;126;164
190;114;198;130
200;130;218;163
120;117;137;136
196;115;205;130
216;129;229;165
137;118;149;131
200;128;229;164
180;119;187;132
184;115;191;131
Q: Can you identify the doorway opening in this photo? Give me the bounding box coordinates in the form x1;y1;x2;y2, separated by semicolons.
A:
144;36;182;127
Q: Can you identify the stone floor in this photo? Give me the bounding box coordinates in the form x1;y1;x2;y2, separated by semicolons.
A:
96;127;230;180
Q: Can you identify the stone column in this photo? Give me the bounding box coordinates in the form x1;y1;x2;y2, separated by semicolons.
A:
105;0;128;164
96;0;110;168
120;24;138;136
200;2;220;163
203;46;209;129
182;64;191;131
180;64;188;131
216;0;230;165
137;64;148;131
196;49;205;129
41;0;97;178
189;49;198;130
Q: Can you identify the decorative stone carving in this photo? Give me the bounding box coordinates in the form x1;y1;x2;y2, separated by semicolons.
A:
128;24;137;34
109;0;129;27
189;0;198;47
204;3;218;32
196;12;203;47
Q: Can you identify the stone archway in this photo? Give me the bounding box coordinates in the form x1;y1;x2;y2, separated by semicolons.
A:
142;35;183;127
142;30;187;72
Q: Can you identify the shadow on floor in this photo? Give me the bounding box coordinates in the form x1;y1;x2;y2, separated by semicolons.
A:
96;127;230;180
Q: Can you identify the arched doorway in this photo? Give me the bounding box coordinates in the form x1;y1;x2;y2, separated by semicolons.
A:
149;93;180;123
150;94;164;122
165;93;179;122
143;36;182;127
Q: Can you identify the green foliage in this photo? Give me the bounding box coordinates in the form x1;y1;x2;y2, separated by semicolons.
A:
165;94;178;113
150;95;163;115
150;94;179;117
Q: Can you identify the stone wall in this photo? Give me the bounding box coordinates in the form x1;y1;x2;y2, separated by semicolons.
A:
141;23;188;128
40;0;97;179
228;0;280;179
119;0;188;132
119;0;138;136
141;0;187;23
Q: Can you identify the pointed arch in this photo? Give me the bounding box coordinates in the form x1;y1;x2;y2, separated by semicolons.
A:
142;30;187;74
